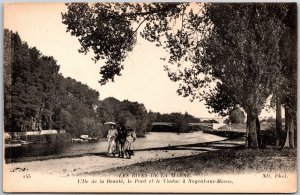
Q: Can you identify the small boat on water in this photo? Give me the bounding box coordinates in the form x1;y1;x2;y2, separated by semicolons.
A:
5;143;22;148
5;139;32;148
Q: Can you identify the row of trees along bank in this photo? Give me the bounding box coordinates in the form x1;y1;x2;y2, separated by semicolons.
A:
4;29;201;138
4;29;100;137
62;3;296;148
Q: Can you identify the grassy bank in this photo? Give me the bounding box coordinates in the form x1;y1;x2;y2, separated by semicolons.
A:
203;130;245;139
97;148;296;176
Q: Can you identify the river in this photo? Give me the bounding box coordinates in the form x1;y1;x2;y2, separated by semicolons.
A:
5;131;225;163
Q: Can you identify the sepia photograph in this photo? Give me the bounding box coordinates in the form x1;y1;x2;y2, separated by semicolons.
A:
3;2;297;193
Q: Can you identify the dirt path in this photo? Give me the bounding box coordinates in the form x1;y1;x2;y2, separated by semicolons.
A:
5;137;245;177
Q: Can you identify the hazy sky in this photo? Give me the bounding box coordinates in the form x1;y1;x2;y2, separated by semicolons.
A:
4;3;276;119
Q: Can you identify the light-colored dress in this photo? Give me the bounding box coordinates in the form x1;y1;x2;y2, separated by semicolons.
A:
107;129;118;154
123;130;137;152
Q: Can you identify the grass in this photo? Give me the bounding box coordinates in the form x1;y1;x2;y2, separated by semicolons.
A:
95;148;296;176
203;130;245;139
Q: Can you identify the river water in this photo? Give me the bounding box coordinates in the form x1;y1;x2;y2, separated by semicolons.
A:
5;131;225;163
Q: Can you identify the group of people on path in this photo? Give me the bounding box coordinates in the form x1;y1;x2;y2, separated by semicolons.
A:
107;124;137;159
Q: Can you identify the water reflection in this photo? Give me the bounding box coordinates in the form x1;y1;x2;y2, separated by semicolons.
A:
5;132;225;163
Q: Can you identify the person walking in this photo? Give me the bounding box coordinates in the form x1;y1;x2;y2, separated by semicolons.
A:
116;126;127;158
107;124;118;157
123;128;137;159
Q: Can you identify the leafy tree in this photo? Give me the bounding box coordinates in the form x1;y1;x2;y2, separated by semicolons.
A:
62;3;295;148
4;29;103;138
180;4;288;148
229;108;245;124
203;83;238;117
9;32;44;131
97;98;149;136
57;77;101;136
279;4;297;148
97;97;121;123
223;119;230;125
62;3;183;84
4;29;13;132
5;31;65;132
262;4;297;148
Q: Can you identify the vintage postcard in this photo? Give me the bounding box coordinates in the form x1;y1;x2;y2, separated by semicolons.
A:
3;2;297;193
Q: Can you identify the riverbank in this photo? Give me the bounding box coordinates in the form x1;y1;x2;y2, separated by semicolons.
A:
6;148;207;177
5;131;224;163
5;134;243;177
5;130;295;178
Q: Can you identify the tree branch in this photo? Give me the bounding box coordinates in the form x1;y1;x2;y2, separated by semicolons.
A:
132;14;150;35
101;3;183;19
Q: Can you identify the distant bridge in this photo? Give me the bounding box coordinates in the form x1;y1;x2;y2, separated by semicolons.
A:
151;122;215;129
151;118;227;131
152;117;225;126
152;122;173;126
198;117;224;124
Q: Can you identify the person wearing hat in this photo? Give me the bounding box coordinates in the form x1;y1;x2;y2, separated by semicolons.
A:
107;124;118;156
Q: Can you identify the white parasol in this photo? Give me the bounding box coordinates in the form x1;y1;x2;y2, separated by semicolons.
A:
104;122;117;126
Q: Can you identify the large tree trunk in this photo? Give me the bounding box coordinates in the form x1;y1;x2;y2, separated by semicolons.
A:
245;113;259;148
283;107;295;148
256;117;262;148
275;94;282;146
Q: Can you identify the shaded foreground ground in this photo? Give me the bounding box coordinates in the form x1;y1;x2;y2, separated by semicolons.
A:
99;147;296;176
